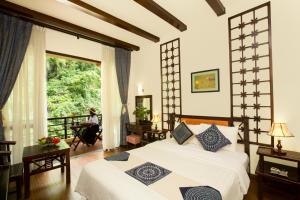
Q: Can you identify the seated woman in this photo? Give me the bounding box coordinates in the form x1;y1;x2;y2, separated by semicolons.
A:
81;108;99;145
81;108;99;125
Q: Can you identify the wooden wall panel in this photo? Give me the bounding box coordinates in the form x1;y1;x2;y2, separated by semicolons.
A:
160;38;182;130
228;2;274;146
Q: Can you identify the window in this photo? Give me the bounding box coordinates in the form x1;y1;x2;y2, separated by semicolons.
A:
46;51;101;138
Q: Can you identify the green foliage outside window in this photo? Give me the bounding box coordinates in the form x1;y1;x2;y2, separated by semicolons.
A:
47;56;101;118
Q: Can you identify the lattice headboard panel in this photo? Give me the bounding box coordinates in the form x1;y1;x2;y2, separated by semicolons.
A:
228;2;274;146
160;38;182;130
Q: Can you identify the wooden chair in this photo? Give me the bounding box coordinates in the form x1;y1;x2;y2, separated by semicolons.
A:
0;141;23;199
0;151;11;200
70;126;85;151
85;125;100;145
71;124;100;150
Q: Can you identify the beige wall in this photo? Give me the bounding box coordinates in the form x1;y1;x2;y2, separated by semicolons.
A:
129;0;300;173
45;29;102;61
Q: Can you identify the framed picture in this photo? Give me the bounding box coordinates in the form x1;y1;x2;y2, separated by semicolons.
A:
191;69;220;93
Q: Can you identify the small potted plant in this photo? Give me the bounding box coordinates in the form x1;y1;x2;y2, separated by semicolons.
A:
133;106;151;125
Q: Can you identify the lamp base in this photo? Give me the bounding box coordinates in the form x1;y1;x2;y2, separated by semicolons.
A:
272;139;286;155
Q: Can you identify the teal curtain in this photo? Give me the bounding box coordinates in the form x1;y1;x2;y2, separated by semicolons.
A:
115;48;131;145
0;13;32;141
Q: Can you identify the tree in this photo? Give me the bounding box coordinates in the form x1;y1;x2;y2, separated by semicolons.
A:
47;56;101;118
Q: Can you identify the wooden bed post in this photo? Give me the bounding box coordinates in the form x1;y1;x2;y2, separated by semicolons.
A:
169;113;176;131
243;117;250;172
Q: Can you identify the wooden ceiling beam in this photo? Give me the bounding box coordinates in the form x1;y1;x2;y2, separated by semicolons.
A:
0;1;139;51
133;0;187;32
205;0;226;16
63;0;159;42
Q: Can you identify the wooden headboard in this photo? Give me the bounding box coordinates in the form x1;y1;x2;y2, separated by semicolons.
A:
169;114;250;161
179;118;230;126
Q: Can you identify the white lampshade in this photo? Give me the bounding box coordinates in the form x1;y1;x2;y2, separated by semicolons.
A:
151;114;161;123
268;123;294;137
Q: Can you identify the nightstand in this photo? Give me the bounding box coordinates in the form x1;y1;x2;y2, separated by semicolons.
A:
142;129;168;144
256;146;300;200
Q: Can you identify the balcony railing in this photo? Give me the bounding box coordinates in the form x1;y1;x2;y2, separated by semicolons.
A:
47;114;102;139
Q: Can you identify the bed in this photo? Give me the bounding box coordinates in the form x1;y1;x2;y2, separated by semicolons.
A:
75;114;250;200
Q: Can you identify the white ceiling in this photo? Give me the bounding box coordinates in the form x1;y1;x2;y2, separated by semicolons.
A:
8;0;231;48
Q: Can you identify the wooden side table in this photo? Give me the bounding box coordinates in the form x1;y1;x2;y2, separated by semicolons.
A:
126;122;152;136
22;140;70;198
142;129;168;144
256;146;300;200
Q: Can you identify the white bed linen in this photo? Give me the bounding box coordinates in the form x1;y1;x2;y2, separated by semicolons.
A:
75;139;250;200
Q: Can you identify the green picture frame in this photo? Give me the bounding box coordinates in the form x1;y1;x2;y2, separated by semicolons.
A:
191;69;220;93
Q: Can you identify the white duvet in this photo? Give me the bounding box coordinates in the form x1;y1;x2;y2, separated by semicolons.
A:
75;139;250;200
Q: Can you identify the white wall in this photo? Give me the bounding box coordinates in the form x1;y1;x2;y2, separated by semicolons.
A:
45;29;102;61
129;0;300;173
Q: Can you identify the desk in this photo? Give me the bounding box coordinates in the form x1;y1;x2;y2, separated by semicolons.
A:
70;123;90;132
22;140;70;198
126;122;152;136
126;122;152;146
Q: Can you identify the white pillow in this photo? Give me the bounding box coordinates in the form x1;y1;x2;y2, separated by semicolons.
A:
169;122;238;151
187;123;211;134
185;123;238;152
166;131;172;139
216;125;238;152
184;124;210;145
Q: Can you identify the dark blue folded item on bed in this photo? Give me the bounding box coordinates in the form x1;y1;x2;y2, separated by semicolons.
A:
179;186;222;200
125;162;171;186
104;152;130;161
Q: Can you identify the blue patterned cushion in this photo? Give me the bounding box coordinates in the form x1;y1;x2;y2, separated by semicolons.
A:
180;186;222;200
104;152;130;161
196;124;231;152
171;122;193;145
125;162;171;185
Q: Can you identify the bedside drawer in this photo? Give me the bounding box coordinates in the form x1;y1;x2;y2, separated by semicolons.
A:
256;160;300;185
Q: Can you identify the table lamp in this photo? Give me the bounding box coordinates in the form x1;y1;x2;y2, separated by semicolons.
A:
268;123;294;155
151;114;161;130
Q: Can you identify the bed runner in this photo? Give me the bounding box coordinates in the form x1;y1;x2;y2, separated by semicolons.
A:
180;186;222;200
108;155;222;200
125;162;171;186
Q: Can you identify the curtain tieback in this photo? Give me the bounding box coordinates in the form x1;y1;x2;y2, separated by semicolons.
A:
0;110;3;125
121;104;128;114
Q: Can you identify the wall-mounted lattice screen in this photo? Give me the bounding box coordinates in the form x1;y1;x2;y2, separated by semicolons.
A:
160;38;182;130
228;2;274;146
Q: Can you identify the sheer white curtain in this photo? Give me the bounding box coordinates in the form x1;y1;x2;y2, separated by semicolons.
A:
101;46;122;150
3;26;47;163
